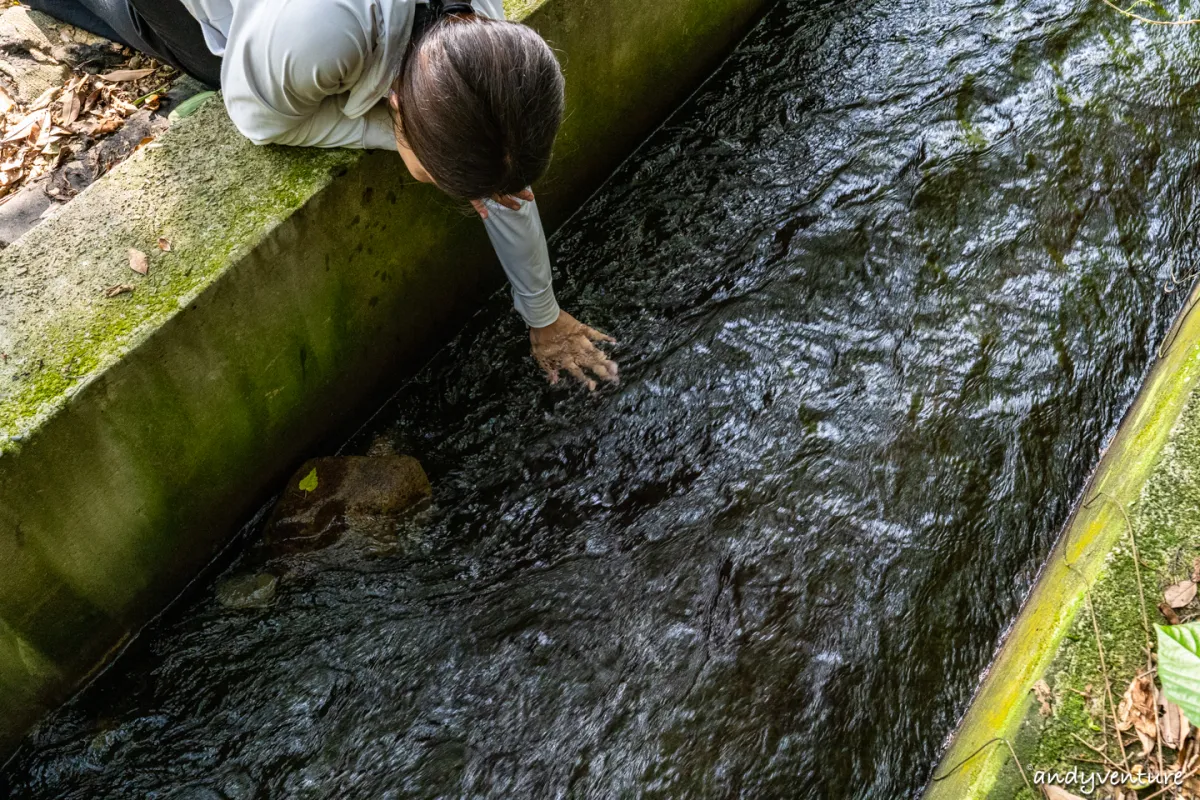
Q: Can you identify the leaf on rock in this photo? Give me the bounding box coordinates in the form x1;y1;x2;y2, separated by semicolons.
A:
1161;698;1189;750
298;467;318;494
98;68;155;82
28;86;57;111
1160;601;1182;625
157;237;171;252
58;91;80;126
167;90;216;122
3;110;46;143
0;86;13;114
1116;672;1158;754
1166;579;1197;609
104;284;134;297
1157;623;1200;725
89;117;122;136
128;248;148;275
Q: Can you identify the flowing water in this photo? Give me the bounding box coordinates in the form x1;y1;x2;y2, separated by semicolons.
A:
7;0;1200;796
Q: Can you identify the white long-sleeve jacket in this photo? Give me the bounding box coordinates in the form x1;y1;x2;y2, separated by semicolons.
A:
176;0;561;328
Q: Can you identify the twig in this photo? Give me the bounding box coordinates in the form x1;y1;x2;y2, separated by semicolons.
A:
1157;681;1167;784
1088;586;1129;768
1099;0;1200;24
930;736;1033;794
1140;764;1200;800
1087;492;1154;671
133;83;170;106
1066;754;1110;766
1071;732;1126;769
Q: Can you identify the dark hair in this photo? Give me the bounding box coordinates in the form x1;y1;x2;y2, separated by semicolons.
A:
389;15;565;200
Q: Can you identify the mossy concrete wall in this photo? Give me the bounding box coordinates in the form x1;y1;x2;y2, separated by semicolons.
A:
0;0;769;757
924;276;1200;798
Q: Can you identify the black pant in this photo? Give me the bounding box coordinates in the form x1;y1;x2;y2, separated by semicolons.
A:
24;0;222;88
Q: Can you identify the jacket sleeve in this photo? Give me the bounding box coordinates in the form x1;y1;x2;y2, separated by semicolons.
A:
220;0;399;150
480;194;561;328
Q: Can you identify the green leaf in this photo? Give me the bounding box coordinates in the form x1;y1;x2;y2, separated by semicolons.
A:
167;90;216;122
297;467;318;494
1156;622;1200;721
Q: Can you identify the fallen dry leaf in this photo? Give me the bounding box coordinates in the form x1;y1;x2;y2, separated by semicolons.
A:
1166;579;1197;609
1117;673;1158;755
98;68;154;83
1161;697;1190;749
156;237;171;252
88;117;122;136
3;110;46;143
0;55;168;202
1160;601;1183;625
141;93;160;111
1032;679;1053;717
58;91;80;126
1042;786;1086;800
104;284;134;297
128;248;148;275
28;86;57;111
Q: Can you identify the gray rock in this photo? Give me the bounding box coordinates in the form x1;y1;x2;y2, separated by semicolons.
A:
264;455;432;551
215;572;277;609
0;181;52;246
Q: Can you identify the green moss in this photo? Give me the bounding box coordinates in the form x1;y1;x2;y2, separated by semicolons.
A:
928;323;1200;798
0;0;771;759
0;102;358;453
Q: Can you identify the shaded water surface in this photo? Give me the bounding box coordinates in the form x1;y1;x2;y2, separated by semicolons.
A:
8;0;1200;796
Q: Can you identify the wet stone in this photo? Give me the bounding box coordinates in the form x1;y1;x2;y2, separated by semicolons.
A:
214;573;277;609
264;455;432;551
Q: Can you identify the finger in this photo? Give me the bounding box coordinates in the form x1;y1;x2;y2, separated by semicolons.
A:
470;198;489;219
597;357;624;381
570;338;619;383
534;356;560;386
494;194;521;211
563;359;597;392
589;357;619;383
582;325;616;344
516;188;534;202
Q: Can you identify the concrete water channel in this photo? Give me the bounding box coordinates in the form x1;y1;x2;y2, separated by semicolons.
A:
5;0;1200;797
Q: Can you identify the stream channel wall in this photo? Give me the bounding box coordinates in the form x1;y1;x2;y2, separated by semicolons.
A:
0;0;769;757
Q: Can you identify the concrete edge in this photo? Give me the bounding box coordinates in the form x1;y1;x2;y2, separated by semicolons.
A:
923;277;1200;799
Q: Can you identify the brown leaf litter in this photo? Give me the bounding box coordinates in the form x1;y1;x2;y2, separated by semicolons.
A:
1166;579;1198;609
127;247;147;275
0;54;174;204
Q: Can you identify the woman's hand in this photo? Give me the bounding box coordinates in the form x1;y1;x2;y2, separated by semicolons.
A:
471;188;536;219
530;311;619;391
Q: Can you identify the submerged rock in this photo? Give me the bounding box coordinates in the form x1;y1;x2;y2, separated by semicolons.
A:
264;456;431;551
215;573;277;609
